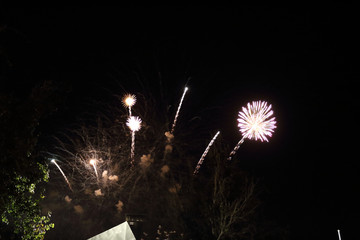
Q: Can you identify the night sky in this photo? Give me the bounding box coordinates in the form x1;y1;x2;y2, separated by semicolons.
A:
1;7;359;239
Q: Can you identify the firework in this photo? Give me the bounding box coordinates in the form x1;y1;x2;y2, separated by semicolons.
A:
126;116;142;164
337;230;341;240
90;159;99;181
228;100;276;160
51;159;73;191
171;86;188;134
126;116;142;132
194;131;220;175
122;94;136;116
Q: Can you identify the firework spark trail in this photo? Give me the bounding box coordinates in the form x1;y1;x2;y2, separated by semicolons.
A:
228;100;276;160
194;131;220;175
131;131;135;165
171;86;188;134
126;116;142;165
227;136;246;161
337;230;342;240
90;159;99;181
51;159;73;191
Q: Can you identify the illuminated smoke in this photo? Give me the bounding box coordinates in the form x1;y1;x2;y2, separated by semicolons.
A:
108;175;118;181
74;205;84;214
165;144;173;154
64;195;72;203
140;154;154;168
115;200;124;212
164;131;174;142
85;188;92;195
160;165;170;177
102;170;108;180
94;189;103;196
169;183;181;193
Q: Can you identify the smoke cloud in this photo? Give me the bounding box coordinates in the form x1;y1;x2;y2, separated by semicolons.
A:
140;154;154;168
74;205;84;214
94;189;103;196
64;195;72;203
108;175;118;181
115;200;124;212
160;165;170;177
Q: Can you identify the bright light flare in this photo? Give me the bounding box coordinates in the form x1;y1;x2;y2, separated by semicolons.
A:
51;159;73;191
238;100;276;142
126;116;142;132
171;86;188;134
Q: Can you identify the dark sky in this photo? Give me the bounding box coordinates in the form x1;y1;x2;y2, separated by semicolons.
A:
1;7;359;239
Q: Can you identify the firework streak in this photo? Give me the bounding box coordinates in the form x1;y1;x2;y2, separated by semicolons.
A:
194;131;220;175
171;87;188;134
227;136;246;161
126;116;142;165
131;131;135;165
52;159;73;191
90;160;99;181
337;230;341;240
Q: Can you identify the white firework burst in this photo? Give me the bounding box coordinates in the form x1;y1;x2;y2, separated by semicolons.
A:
122;94;136;116
122;94;136;108
228;100;276;160
238;100;276;142
126;116;142;132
